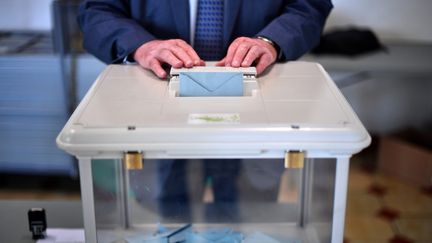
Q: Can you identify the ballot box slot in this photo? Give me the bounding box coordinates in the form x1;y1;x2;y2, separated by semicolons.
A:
168;66;258;97
169;75;259;97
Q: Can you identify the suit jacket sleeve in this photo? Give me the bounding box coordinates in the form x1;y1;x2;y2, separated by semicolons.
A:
77;0;155;64
257;0;333;61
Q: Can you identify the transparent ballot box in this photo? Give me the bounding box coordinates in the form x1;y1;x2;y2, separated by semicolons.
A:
57;62;370;243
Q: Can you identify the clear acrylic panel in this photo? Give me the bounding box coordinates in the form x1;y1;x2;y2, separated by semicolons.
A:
91;158;336;243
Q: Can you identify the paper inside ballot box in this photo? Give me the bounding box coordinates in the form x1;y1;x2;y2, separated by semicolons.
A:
179;72;243;97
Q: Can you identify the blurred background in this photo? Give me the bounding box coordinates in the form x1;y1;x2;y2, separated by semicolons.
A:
0;0;431;242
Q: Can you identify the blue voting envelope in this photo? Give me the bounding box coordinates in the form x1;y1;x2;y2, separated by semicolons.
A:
186;227;243;242
244;232;282;243
179;72;243;97
125;224;191;243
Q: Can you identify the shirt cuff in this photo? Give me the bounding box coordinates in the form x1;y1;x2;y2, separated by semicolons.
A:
122;54;136;64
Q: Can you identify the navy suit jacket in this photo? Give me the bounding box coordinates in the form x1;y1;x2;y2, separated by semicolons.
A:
78;0;332;64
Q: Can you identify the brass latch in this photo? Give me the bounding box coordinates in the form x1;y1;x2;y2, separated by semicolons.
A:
284;151;304;169
124;151;143;170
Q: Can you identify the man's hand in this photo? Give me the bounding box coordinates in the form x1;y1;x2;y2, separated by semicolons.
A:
216;37;277;75
133;39;204;78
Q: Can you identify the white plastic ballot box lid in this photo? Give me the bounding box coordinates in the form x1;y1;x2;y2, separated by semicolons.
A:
56;62;370;158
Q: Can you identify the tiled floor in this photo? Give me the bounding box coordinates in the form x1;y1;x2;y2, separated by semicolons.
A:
344;161;432;243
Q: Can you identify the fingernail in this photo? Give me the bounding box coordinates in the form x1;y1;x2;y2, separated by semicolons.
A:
232;61;239;66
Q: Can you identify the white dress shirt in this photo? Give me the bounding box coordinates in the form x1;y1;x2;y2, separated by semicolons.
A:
189;0;198;47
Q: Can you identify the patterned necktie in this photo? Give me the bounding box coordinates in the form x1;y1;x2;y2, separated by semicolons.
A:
194;0;224;61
